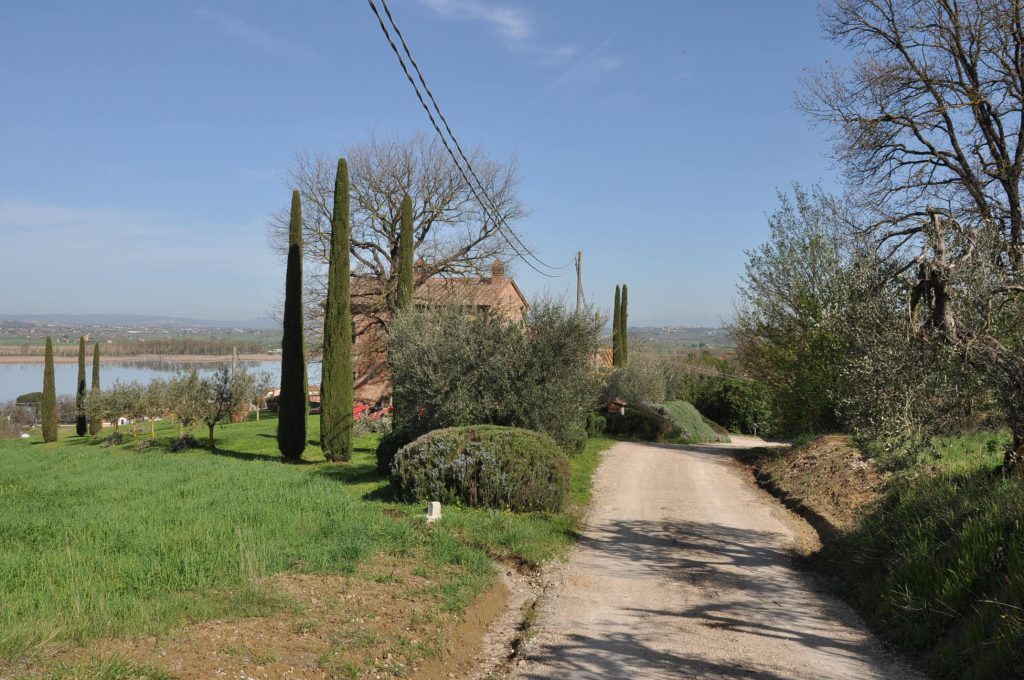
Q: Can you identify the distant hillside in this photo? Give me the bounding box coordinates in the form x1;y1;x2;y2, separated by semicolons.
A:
0;314;276;330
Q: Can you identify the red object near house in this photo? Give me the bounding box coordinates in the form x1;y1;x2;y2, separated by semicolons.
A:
370;406;392;420
353;404;369;420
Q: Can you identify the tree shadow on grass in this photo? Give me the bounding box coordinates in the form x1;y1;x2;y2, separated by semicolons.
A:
314;463;396;502
204;446;309;463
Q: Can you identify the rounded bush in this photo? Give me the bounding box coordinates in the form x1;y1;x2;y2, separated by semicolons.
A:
376;426;416;476
390;426;570;512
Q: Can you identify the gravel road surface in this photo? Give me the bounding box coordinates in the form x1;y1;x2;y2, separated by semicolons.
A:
513;438;923;680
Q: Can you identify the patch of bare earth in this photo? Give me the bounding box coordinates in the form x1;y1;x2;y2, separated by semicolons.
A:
748;435;887;535
29;557;511;680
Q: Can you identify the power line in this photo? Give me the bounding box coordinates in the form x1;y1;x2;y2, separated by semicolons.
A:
366;0;571;278
375;0;571;274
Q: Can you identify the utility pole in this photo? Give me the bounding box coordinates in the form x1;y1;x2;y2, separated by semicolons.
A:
575;251;583;314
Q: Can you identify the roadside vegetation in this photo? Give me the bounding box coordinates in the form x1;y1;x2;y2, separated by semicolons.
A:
728;1;1024;675
751;434;1022;679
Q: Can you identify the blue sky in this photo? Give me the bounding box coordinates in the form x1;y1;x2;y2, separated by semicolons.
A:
0;1;844;326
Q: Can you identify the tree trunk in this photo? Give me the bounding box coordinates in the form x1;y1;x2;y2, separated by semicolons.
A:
208;424;215;449
151;420;156;439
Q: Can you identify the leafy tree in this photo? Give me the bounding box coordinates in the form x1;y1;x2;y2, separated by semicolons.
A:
166;370;207;437
387;299;602;455
85;381;137;433
278;190;308;460
620;284;629;365
41;337;57;442
321;158;355;462
396;194;415;312
89;343;101;435
731;186;847;436
249;370;275;422
688;360;773;436
75;336;87;436
144;378;169;438
604;352;668;406
612;285;621;367
201;368;252;449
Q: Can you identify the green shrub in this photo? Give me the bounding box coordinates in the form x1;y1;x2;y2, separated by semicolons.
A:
602;404;678;442
376;425;416;475
658;401;729;444
169;434;201;452
99;432;126;448
692;375;772;435
388;301;602;454
389;426;570;512
585;411;607;436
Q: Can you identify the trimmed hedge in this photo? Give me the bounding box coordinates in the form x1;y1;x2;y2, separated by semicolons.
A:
389;426;570;512
602;404;678;442
376;426;415;475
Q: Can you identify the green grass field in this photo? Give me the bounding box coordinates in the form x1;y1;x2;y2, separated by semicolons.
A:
0;416;615;676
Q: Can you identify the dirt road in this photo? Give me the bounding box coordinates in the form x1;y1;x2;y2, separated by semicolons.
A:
513;439;923;680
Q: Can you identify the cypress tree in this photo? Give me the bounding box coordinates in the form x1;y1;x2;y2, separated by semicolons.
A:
321;159;355;462
278;190;308;460
620;284;629;365
90;343;101;435
76;336;87;436
612;285;621;367
395;194;415;313
41;336;58;442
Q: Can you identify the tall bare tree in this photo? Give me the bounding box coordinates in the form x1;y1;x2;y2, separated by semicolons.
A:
802;0;1024;470
268;132;527;338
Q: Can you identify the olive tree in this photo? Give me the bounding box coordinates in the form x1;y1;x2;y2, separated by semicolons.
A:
201;368;252;449
387;299;602;454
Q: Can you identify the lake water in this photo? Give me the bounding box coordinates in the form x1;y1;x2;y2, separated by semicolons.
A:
0;360;324;402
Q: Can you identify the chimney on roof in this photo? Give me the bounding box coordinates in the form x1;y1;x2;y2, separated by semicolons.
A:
490;259;506;285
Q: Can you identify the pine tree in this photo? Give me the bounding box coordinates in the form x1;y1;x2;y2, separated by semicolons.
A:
90;343;101;435
75;336;87;435
620;284;629;365
41;336;58;442
612;285;621;367
396;194;415;313
278;190;308;460
321;159;355;462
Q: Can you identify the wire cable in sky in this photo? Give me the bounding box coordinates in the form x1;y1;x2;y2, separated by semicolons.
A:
366;0;571;278
376;0;572;273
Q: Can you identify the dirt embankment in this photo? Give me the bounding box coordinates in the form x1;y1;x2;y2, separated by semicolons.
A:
747;435;887;536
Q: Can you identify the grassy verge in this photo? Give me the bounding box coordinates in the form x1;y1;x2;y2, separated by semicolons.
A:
659;400;730;444
753;433;1023;680
0;417;616;678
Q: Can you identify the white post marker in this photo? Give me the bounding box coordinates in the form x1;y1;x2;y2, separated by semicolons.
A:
426;501;442;523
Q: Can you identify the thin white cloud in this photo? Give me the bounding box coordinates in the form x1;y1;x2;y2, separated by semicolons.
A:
194;8;311;61
417;0;576;63
418;0;532;40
